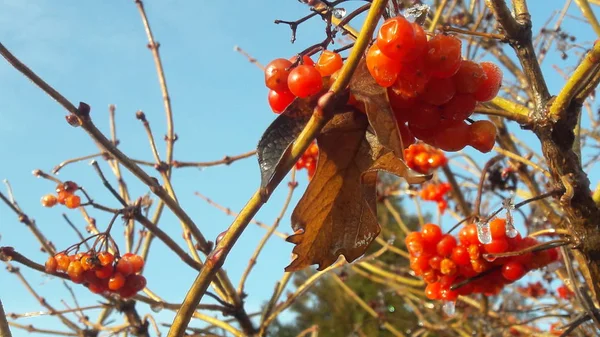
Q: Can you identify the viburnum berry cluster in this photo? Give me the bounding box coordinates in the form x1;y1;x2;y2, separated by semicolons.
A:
419;182;451;213
295;141;319;179
41;181;81;209
265;51;344;113
405;219;559;305
404;143;448;174
366;15;502;153
45;250;147;298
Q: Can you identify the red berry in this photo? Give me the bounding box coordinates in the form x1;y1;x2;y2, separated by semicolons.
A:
366;44;400;87
289;55;315;67
425;282;442;300
459;224;478;245
429;255;443;270
502;262;526;281
264;58;293;92
468;120;497;153
126;274;147;292
95;264;113;279
421;77;456;106
451;246;470;266
410;255;431;275
440;287;459;301
452;60;487;94
268;89;295;114
116;258;134;276
474;62;503;102
432;121;470;152
390;58;430;98
287;65;323;98
437;234;457;257
408;23;428;62
405;232;425;256
377;16;416;61
484;237;509;254
440;94;477;123
421;223;442;244
97;252;115;267
425;35;462;78
406;102;443;130
315;50;343;77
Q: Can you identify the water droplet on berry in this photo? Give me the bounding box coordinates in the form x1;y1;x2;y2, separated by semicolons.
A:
476;221;492;244
442;301;456;316
332;8;346;19
505;223;519;238
150;303;164;313
482;253;496;262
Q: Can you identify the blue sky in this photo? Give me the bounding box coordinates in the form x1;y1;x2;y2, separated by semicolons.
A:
1;0;599;336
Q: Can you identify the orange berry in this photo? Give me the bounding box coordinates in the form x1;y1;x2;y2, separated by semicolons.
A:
55;253;71;272
67;260;84;283
377;15;416;61
315;50;343;77
420;77;456;106
425;34;462;78
474;62;503;102
432;121;470;152
366;44;400;87
468;120;497;153
287;65;323;98
41;194;58;207
116;258;134;276
65;195;81;209
57;191;70;205
97;252;115;267
264;58;293;92
108;272;126;291
45;256;58;273
95;264;114;279
452;60;487;94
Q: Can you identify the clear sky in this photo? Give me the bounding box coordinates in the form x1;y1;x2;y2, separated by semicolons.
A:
1;0;599;336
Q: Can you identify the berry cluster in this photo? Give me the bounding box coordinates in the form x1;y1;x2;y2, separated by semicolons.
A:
404;143;448;174
419;182;451;213
41;181;81;209
295;142;319;179
556;284;574;300
517;281;547;298
405;219;559;304
45;251;147;298
366;15;501;152
265;51;343;113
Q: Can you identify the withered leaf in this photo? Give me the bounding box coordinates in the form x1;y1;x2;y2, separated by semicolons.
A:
256;96;318;188
286;111;380;271
286;112;431;272
349;59;405;158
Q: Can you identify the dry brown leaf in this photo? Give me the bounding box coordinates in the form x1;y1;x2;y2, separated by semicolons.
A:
286;112;379;271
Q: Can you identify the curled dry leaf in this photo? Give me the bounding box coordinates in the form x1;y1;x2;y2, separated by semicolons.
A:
285;112;430;271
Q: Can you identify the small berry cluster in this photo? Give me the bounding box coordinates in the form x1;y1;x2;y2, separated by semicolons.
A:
366;15;501;152
41;181;81;209
517;281;547;298
265;51;343;113
405;219;559;304
404;143;448;174
419;182;451;213
556;284;574;300
45;251;147;298
295;142;319;179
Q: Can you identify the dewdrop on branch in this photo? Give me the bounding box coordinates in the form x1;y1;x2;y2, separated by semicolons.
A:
332;8;346;19
502;196;518;238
